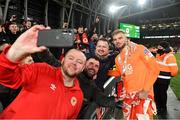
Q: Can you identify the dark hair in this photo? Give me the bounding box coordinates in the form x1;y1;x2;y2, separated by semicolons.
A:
78;25;83;29
9;22;17;26
87;56;99;62
95;37;110;47
86;56;101;68
24;20;31;23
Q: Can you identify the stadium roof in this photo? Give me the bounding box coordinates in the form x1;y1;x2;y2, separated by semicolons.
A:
98;0;180;24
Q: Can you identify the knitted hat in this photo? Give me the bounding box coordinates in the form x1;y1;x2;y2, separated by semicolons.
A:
159;41;171;53
159;41;170;49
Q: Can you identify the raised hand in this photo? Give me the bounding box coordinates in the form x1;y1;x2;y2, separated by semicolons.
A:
95;16;100;23
6;25;47;63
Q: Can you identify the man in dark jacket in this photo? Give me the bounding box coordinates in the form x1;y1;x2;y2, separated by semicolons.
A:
77;57;121;119
87;38;118;91
6;22;21;44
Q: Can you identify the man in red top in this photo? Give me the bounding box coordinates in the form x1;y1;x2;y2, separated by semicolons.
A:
0;25;86;119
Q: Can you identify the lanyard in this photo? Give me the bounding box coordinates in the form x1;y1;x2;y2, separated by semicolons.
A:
122;41;129;77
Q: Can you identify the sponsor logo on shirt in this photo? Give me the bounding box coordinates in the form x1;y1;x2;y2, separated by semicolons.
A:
124;64;133;75
71;97;77;106
144;49;153;58
50;83;56;91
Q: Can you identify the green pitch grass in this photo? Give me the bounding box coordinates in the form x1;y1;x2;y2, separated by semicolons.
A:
170;54;180;100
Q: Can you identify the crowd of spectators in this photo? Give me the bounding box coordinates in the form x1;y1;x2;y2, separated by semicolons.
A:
0;15;121;119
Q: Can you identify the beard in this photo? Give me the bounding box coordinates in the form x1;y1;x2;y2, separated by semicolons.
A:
84;69;95;79
116;43;126;52
62;62;77;78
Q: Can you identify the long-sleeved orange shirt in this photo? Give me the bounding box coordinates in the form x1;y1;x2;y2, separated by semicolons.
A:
112;42;160;96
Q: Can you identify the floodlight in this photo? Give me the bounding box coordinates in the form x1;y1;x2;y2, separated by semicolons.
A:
138;0;146;6
109;5;125;14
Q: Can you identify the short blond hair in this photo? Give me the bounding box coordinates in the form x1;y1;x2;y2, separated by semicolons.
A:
111;29;126;37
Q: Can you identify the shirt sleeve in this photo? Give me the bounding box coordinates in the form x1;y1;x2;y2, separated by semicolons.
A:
166;54;178;76
0;47;40;89
139;45;160;92
108;65;121;77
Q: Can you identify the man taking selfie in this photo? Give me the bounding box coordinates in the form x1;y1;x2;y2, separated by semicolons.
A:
0;25;86;119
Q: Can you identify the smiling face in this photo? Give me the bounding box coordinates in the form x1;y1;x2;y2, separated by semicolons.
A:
84;58;100;78
61;49;86;78
95;40;109;57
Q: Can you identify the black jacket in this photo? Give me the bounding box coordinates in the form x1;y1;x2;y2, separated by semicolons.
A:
86;52;118;91
77;72;116;118
6;31;21;44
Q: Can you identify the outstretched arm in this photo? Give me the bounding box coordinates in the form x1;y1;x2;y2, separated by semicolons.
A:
88;16;100;39
6;25;47;63
0;25;47;89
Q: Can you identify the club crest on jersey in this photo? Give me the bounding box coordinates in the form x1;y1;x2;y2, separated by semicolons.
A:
71;97;77;106
144;49;153;57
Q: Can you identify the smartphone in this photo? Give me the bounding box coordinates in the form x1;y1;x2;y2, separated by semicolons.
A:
38;29;74;47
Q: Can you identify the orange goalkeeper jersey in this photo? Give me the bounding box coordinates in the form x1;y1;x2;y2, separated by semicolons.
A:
110;42;160;96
